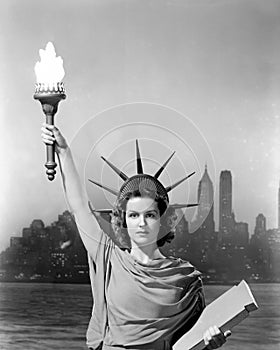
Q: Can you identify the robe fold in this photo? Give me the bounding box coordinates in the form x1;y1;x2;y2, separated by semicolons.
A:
83;230;205;350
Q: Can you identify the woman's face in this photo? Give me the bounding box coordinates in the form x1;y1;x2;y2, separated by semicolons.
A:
125;196;161;247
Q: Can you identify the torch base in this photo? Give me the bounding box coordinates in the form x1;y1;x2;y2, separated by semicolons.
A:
45;161;57;181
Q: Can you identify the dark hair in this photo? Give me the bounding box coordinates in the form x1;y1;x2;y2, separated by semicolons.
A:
111;188;177;248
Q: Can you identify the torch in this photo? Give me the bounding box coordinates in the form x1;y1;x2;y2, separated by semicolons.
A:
34;42;66;181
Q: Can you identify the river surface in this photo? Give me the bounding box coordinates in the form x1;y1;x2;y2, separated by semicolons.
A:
0;282;279;350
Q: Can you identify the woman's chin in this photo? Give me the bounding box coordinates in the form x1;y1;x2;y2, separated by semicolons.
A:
132;237;157;247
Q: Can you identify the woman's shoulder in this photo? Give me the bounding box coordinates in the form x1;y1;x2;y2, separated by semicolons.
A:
164;255;194;266
164;255;202;277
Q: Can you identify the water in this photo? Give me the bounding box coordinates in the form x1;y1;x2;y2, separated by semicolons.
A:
0;283;279;350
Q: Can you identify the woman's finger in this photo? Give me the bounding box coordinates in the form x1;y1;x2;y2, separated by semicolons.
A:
42;139;54;145
52;125;63;136
42;122;55;130
42;140;54;145
41;126;53;136
41;133;55;141
205;326;228;349
209;326;217;337
203;329;212;347
42;135;55;144
224;330;231;338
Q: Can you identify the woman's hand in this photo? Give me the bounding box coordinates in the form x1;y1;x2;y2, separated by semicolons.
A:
41;123;68;154
203;326;231;349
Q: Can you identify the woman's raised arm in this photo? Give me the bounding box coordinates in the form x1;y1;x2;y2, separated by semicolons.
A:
41;123;102;257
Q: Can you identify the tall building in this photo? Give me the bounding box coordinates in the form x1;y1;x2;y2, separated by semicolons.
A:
10;237;23;248
234;221;249;247
22;228;32;239
254;213;266;237
196;164;215;233
30;220;44;231
30;219;47;239
219;170;233;238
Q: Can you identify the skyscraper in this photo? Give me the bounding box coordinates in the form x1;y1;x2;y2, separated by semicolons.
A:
195;164;215;233
254;213;266;237
219;170;233;238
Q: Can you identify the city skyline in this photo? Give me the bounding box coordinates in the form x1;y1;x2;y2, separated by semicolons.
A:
2;170;279;283
3;165;280;250
1;0;280;250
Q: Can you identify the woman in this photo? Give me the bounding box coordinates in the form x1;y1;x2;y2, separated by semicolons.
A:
41;123;230;350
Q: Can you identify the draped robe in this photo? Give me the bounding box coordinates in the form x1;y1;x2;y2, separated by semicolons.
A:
81;230;205;350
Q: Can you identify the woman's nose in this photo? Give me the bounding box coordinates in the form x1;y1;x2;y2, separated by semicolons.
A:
139;215;146;226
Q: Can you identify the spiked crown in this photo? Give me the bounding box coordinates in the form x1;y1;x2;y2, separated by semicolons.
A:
89;140;198;213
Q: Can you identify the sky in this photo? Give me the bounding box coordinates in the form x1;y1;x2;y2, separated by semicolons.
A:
1;0;280;250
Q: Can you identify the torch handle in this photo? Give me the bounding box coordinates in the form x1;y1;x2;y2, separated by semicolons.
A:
34;90;65;181
45;113;57;181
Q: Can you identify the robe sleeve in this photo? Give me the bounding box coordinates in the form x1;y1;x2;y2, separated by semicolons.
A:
86;230;115;349
171;277;206;345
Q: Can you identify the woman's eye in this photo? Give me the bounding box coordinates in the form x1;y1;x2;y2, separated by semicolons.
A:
146;213;156;218
129;213;138;218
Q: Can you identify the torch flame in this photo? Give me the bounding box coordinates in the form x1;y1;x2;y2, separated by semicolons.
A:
34;42;65;84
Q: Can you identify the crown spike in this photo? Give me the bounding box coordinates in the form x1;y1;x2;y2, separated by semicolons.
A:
165;171;196;192
88;179;118;196
88;202;113;217
170;203;199;209
154;151;175;179
136;139;144;174
101;156;128;181
92;209;113;214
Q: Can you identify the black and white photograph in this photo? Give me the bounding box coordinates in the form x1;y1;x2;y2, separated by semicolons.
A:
1;1;279;349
